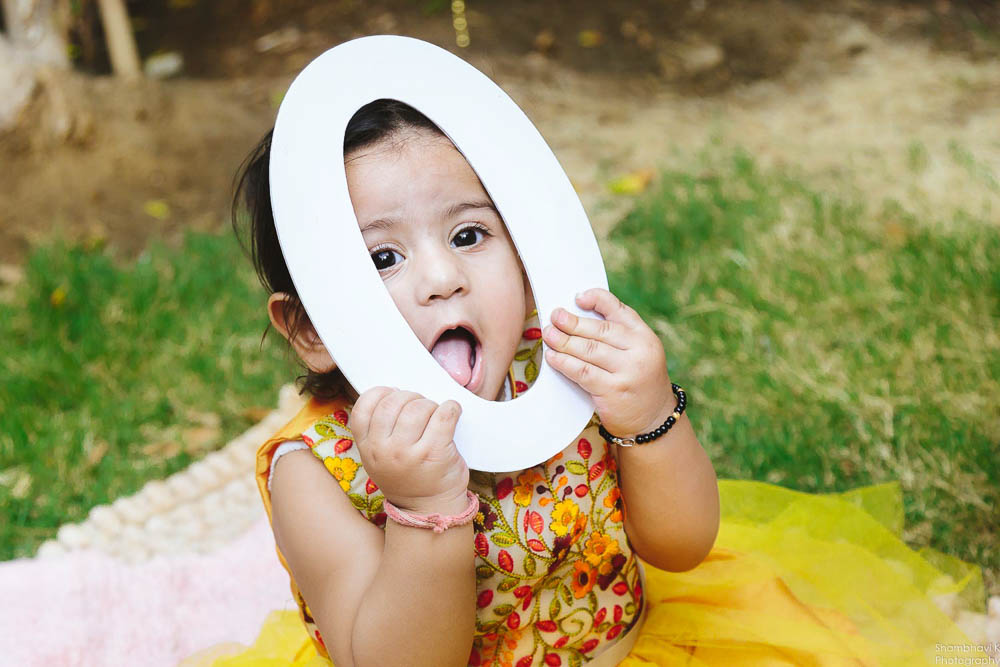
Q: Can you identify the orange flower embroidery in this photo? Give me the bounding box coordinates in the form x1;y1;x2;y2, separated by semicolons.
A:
605;486;624;523
571;561;597;598
583;530;620;570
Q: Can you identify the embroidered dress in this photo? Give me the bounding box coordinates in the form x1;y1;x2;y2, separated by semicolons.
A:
183;311;991;667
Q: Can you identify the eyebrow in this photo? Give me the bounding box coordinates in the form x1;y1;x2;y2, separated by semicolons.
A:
443;199;498;219
359;218;398;235
359;200;499;235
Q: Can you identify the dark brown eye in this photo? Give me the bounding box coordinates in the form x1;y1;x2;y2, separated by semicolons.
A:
371;248;403;271
452;224;491;248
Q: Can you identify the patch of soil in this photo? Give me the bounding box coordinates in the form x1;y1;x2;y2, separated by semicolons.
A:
0;0;997;266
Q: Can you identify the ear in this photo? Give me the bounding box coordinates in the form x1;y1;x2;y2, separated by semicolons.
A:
267;293;337;373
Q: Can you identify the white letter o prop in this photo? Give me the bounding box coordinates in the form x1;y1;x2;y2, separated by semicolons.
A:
269;36;610;472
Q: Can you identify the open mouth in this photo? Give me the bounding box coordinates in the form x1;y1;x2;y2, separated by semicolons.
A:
430;326;483;390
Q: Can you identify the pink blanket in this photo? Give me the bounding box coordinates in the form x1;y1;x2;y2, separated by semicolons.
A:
0;516;296;666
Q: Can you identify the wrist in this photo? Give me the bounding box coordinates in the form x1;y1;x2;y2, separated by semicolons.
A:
601;383;686;447
389;490;474;520
634;400;679;437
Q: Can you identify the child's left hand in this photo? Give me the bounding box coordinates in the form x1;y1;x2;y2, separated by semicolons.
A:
542;287;675;439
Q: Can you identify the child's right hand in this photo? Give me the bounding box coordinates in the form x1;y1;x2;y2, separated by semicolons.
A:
348;387;471;516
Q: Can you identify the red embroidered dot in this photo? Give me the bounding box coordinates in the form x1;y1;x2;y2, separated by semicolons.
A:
475;533;489;558
537;620;557;633
544;653;562;666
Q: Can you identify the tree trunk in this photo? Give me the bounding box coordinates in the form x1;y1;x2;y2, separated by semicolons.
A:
0;0;73;133
95;0;140;79
0;0;69;67
0;35;39;130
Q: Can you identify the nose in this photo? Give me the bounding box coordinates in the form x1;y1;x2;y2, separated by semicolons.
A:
415;242;468;305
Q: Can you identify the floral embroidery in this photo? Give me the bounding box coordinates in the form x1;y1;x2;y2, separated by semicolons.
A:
572;561;597;598
278;310;643;666
514;471;543;507
549;498;582;537
322;456;358;492
583;531;620;570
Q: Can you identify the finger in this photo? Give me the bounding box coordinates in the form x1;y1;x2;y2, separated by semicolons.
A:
368;390;425;443
416;400;463;450
575;288;642;328
546;307;629;349
544;347;615;395
542;323;622;373
394;398;440;442
348;386;395;444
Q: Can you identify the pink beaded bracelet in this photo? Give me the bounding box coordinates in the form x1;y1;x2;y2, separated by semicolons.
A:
382;490;479;534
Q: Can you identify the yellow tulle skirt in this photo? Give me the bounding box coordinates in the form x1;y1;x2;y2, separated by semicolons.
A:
181;479;990;666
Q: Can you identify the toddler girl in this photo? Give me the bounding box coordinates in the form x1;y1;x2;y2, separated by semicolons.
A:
186;99;989;666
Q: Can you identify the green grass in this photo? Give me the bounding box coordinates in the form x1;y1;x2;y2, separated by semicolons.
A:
606;149;1000;598
1;150;997;603
0;233;295;559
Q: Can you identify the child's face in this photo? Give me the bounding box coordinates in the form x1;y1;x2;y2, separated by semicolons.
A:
346;127;536;401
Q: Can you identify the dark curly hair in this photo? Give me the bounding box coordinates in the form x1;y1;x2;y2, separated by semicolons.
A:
232;99;444;401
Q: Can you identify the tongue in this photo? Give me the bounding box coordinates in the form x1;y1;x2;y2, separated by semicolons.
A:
431;331;474;386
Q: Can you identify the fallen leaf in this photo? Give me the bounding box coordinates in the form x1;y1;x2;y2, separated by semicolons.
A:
143;200;171;220
50;286;67;307
608;168;655;195
577;30;604;48
534;29;556;53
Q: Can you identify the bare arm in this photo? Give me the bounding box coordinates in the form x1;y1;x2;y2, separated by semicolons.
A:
537;287;720;572
352;493;475;667
614;406;720;572
271;450;475;667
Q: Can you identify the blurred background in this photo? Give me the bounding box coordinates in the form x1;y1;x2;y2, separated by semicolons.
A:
1;0;998;613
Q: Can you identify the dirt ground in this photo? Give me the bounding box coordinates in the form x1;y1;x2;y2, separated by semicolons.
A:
0;0;998;266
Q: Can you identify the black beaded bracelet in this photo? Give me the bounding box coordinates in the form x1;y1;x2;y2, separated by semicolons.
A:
598;383;686;447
